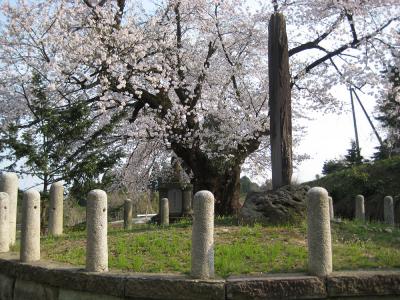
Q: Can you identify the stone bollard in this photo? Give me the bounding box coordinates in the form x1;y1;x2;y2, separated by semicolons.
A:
307;187;332;276
191;191;214;279
160;198;169;226
20;190;41;262
384;196;395;226
328;196;334;221
0;193;10;252
48;181;64;236
124;199;133;230
86;189;108;272
355;195;365;221
0;172;18;246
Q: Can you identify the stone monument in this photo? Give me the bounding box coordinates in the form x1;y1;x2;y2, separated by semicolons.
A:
157;158;193;222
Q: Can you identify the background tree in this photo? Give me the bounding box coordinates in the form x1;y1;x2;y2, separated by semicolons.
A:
374;64;400;159
0;73;124;193
321;140;365;175
322;159;347;175
344;140;364;165
0;0;399;215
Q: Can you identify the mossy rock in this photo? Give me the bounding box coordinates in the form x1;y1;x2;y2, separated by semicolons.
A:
239;185;309;225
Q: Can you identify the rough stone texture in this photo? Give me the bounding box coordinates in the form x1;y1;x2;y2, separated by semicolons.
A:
0;253;125;298
13;279;58;300
123;199;133;230
0;273;14;300
0;173;18;246
226;274;326;300
0;193;9;252
191;191;214;279
86;189;108;272
20;190;41;262
328;196;334;221
48;182;64;236
327;271;400;297
2;254;400;299
59;288;123;300
160;198;169;226
384;196;395;226
355;195;365;221
307;187;332;277
240;185;309;225
125;275;225;300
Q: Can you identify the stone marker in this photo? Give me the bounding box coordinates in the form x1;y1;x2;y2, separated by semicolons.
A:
355;195;365;221
307;187;332;276
48;181;64;236
124;199;133;230
0;193;9;252
20;190;41;262
86;189;108;272
328;196;334;221
191;191;214;279
384;196;395;226
0;172;18;246
182;189;193;216
160;198;169;226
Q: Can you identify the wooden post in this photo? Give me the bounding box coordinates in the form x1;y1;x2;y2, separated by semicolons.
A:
268;13;292;190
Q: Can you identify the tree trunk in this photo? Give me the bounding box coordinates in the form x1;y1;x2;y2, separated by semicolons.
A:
192;163;241;216
268;13;292;190
172;143;243;216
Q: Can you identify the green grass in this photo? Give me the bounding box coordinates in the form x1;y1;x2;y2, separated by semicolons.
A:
11;218;400;278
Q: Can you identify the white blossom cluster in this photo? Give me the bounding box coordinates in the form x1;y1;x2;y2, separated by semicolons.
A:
0;0;399;179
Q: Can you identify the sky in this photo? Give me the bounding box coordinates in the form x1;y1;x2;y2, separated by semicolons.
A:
293;88;381;183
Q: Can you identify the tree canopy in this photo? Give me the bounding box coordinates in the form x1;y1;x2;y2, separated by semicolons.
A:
0;0;399;214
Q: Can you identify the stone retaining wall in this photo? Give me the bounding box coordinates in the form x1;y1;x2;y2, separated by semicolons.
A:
1;253;400;300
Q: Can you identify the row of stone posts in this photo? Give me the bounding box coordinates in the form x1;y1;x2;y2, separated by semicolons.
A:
0;171;393;279
149;187;333;278
0;173;64;261
355;194;395;225
0;173;346;278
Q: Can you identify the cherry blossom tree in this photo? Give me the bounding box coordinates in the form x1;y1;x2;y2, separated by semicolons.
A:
0;0;399;215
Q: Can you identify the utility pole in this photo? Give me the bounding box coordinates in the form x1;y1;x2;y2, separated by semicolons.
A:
349;87;361;158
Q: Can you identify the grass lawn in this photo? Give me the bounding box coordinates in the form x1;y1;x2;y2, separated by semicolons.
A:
11;218;400;278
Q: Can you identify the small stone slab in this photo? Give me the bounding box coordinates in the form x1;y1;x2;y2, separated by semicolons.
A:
226;273;326;300
327;270;400;297
125;274;225;300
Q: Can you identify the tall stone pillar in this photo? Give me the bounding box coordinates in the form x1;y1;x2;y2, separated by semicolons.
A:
191;191;214;279
182;187;193;216
384;196;395;226
355;195;365;221
124;199;133;230
20;190;41;262
0;172;19;246
328;196;334;221
48;182;64;236
86;189;108;272
0;193;10;252
307;187;332;276
269;13;292;190
160;198;169;226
